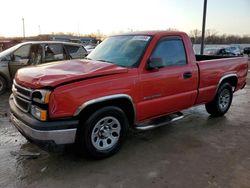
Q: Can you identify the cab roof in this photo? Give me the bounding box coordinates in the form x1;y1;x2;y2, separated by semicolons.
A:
114;30;187;37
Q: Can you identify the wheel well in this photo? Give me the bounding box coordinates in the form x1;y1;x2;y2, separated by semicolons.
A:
78;98;135;127
220;76;238;90
0;73;9;87
0;73;10;88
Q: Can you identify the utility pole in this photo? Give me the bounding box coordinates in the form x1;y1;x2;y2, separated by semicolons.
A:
77;23;80;37
200;0;207;55
22;18;25;38
38;25;41;35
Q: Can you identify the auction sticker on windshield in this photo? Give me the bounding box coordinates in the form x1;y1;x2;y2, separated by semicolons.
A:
132;36;151;41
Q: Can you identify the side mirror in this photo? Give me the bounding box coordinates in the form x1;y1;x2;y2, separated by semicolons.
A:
146;57;164;70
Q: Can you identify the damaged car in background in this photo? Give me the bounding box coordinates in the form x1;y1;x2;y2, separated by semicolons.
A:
0;41;87;94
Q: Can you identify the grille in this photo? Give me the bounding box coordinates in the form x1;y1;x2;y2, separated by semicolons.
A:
14;95;31;112
12;81;33;112
13;81;32;100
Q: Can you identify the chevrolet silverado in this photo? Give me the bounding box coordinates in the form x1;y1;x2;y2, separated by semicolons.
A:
9;31;248;158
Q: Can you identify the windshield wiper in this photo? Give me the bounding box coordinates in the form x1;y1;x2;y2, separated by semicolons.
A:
85;58;115;65
96;59;114;64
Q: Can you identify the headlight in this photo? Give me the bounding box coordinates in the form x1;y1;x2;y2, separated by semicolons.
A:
31;105;47;121
32;89;51;104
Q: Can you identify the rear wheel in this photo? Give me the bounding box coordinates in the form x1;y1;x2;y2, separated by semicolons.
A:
205;83;233;117
0;76;7;95
78;106;129;159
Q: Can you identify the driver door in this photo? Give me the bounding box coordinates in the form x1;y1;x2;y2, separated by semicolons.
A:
138;36;198;121
9;44;31;79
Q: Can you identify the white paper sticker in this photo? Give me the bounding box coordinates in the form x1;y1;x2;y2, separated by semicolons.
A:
132;36;150;41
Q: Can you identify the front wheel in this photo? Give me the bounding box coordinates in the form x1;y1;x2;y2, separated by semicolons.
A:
78;106;129;159
205;83;233;117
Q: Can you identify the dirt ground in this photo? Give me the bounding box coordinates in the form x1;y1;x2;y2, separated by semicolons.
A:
0;81;250;188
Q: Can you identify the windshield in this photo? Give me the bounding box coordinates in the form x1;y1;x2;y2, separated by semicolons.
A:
87;35;151;67
0;43;23;57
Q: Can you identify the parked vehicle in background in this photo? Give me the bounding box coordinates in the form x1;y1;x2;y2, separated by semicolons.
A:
203;47;221;55
243;47;250;57
217;47;238;56
9;31;248;158
84;44;97;54
0;40;23;52
69;39;82;44
0;41;87;94
229;46;242;56
204;47;240;56
80;37;97;46
50;36;98;47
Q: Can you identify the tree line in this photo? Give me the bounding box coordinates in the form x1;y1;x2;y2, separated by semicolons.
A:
189;29;250;44
1;29;250;44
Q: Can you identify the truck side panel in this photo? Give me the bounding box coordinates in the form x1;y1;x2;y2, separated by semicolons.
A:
49;69;140;119
136;32;199;121
195;57;248;105
137;65;199;121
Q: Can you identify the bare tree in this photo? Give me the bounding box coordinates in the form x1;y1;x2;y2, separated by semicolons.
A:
166;28;179;31
189;29;201;43
189;29;250;44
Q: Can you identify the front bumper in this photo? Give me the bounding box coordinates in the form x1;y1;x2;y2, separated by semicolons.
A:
9;95;78;145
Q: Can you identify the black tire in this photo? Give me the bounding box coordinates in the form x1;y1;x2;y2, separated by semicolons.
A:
78;106;129;159
0;76;7;95
205;83;233;117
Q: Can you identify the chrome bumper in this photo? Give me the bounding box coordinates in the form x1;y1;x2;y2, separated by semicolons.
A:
10;113;77;145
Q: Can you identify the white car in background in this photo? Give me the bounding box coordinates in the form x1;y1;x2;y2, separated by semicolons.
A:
229;46;242;56
85;44;97;54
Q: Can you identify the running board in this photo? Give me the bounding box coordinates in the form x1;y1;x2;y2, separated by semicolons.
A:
135;112;184;131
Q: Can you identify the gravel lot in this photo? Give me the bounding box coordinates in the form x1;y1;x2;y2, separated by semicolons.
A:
0;81;250;188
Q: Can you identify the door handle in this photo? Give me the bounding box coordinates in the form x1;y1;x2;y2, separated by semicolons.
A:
183;72;192;79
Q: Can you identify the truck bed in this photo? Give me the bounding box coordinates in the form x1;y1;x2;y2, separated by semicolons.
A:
195;56;248;105
195;55;238;61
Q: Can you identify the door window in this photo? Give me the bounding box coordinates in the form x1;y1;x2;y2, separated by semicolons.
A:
44;44;65;62
13;44;31;60
64;45;87;59
151;38;187;67
29;44;43;65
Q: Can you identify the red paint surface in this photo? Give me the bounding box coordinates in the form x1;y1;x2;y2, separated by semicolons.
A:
14;31;249;123
15;60;128;88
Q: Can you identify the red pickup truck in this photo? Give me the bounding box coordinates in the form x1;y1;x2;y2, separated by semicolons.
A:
9;31;248;158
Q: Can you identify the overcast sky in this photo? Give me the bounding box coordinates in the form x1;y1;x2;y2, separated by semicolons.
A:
1;0;249;37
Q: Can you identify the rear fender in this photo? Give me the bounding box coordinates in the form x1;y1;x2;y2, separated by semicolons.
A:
217;74;238;92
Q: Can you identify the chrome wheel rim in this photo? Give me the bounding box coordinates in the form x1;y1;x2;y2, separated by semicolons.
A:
91;116;121;151
219;89;231;111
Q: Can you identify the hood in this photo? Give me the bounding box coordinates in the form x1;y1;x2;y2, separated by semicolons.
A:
15;59;128;89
